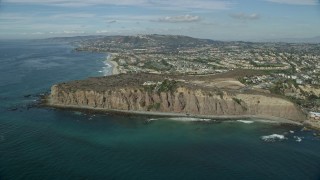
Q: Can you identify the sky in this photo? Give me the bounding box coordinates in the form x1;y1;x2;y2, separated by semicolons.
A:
0;0;319;41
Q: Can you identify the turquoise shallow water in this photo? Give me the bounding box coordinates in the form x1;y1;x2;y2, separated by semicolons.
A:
0;40;320;180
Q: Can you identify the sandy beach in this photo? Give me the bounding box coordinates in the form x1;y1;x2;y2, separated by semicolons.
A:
109;60;119;75
105;53;119;75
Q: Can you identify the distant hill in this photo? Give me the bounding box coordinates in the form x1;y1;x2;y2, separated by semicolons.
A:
44;34;320;44
43;34;220;46
267;36;320;44
86;34;219;47
45;35;106;43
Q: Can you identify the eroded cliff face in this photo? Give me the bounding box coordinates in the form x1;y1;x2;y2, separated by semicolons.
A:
49;84;306;122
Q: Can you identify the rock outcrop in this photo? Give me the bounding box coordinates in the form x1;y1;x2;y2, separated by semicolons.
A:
47;73;306;122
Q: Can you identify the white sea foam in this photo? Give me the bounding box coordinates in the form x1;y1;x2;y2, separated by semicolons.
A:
147;118;158;122
73;111;82;116
101;62;112;76
237;120;254;124
254;119;281;124
261;134;287;142
99;55;113;76
294;136;302;142
167;117;212;122
290;130;294;134
103;61;112;68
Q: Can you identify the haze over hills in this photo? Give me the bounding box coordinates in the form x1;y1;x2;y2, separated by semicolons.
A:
47;34;320;44
266;36;320;44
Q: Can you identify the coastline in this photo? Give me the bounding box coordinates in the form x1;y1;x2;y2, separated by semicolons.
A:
48;52;307;127
45;101;303;126
106;53;119;75
304;120;320;131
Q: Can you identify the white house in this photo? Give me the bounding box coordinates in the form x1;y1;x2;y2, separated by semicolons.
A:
309;112;320;120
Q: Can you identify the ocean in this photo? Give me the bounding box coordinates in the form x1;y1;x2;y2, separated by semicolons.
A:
0;40;319;180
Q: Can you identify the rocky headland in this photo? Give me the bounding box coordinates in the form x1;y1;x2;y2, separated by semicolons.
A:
46;72;307;124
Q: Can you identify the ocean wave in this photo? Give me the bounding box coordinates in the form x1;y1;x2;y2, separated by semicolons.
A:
103;61;112;68
146;117;213;123
147;118;158;122
167;117;212;122
254;119;281;124
106;54;111;60
294;136;302;142
145;118;159;124
100;60;112;76
261;134;287;142
73;111;83;116
236;120;254;124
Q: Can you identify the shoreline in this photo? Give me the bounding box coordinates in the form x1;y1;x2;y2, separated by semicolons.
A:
45;101;303;126
105;53;119;75
49;53;307;127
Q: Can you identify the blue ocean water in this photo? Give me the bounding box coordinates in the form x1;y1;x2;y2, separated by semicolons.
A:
0;40;320;180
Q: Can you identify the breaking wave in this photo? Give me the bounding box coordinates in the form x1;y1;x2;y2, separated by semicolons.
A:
166;117;212;122
147;117;213;122
100;60;112;76
261;134;287;142
237;120;254;124
294;136;302;142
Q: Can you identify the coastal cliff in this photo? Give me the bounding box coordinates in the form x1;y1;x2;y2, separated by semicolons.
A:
47;73;306;122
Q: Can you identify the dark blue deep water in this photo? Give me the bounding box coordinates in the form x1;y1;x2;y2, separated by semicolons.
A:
0;40;320;180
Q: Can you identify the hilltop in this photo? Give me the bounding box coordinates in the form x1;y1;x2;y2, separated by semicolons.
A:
47;72;306;123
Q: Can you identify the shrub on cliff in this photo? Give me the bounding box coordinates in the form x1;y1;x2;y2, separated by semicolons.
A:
157;79;177;93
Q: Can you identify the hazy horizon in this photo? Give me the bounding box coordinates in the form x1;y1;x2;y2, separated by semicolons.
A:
1;34;320;44
1;0;320;41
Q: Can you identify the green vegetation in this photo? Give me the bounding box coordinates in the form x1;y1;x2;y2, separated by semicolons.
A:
238;77;246;84
144;60;172;71
193;58;208;63
255;69;292;75
112;56;120;62
269;81;284;95
250;60;286;68
232;97;242;105
143;84;157;93
285;79;298;88
143;79;177;94
157;79;177;93
232;97;247;111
